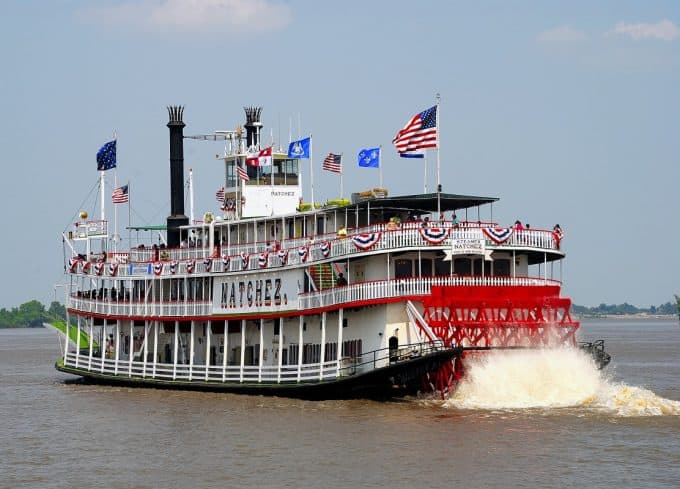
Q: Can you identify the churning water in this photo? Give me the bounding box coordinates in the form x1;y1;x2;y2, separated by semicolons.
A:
444;347;680;416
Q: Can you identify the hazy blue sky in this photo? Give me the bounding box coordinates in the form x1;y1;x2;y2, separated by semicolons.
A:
1;0;678;308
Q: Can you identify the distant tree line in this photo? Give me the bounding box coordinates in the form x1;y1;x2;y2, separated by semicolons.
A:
0;300;66;328
572;300;678;316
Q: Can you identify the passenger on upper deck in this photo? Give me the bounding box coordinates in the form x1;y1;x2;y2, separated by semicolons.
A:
336;273;348;287
514;220;524;231
337;226;347;238
421;216;430;228
452;213;459;226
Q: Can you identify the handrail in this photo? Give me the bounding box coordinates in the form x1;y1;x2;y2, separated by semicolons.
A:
68;223;561;278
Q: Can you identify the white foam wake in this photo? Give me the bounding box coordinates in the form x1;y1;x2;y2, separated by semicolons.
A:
442;348;680;416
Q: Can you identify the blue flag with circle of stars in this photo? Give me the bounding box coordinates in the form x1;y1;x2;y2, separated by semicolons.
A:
358;147;380;168
96;140;117;171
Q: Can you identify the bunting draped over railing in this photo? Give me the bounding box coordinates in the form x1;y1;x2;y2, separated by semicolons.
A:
258;253;268;268
186;259;195;274
482;227;514;244
169;261;178;274
351;232;382;250
240;252;249;270
222;255;230;268
277;249;288;266
203;258;213;272
419;227;450;244
321;241;331;258
298;246;309;262
153;262;163;276
107;263;118;276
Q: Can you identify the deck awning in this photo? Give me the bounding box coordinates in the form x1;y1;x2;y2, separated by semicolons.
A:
351;192;498;215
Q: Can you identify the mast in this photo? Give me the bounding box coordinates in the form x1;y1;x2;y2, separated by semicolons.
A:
188;168;195;223
436;93;441;217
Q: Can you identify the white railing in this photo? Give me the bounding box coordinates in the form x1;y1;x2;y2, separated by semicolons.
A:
298;275;561;310
70;222;560;278
64;352;340;383
68;297;212;317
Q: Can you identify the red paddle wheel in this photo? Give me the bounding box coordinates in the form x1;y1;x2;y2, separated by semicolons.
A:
419;284;579;396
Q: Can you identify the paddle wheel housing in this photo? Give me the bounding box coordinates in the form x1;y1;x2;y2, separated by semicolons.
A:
419;285;579;395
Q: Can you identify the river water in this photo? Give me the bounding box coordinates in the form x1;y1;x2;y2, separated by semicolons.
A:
1;319;679;488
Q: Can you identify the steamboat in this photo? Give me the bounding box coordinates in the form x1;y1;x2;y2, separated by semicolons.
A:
54;105;607;399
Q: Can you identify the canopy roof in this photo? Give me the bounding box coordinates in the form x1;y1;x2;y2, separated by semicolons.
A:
351;192;498;215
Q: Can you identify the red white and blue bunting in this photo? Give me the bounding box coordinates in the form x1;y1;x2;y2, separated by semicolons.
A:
186;259;195;274
277;249;288;265
321;241;331;258
203;258;213;272
240;252;249;270
82;261;91;273
69;257;80;273
94;262;104;276
258;252;268;268
419;227;450;244
482;227;514;244
107;263;118;276
153;261;163;275
351;232;382;250
222;254;231;269
298;246;309;262
169;260;178;274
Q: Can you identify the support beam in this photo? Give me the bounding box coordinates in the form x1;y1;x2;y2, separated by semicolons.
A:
277;318;283;383
189;320;195;380
320;313;326;380
258;319;264;382
114;320;120;374
153;320;158;378
173;320;179;380
239;319;246;383
297;315;303;381
205;321;211;381
337;309;344;376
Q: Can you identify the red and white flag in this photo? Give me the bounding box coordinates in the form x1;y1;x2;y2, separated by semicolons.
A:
392;106;438;154
236;164;250;181
246;146;272;167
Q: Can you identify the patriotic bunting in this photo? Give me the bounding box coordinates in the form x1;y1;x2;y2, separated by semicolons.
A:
94;262;105;276
222;254;231;269
240;252;249;270
203;258;213;272
277;249;288;266
419;227;450;244
169;260;178;274
186;259;195;274
69;257;80;273
351;232;382;250
298;246;309;262
153;262;163;275
482;227;514;244
321;241;331;258
107;262;118;276
82;261;91;273
258;253;268;268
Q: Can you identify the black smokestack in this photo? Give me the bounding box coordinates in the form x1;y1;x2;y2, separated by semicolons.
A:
166;105;189;247
244;106;262;148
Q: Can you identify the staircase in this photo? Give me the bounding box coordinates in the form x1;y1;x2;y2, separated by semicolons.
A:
309;264;336;290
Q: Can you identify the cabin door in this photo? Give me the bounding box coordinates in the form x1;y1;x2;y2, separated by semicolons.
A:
389;336;399;363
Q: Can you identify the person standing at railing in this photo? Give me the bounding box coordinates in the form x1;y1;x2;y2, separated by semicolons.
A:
452;213;459;227
336;273;348;287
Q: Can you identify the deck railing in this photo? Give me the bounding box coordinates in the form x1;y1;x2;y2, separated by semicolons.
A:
67;297;213;317
63;340;445;384
76;223;559;278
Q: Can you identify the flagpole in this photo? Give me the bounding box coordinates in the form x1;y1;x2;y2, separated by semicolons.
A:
340;153;344;199
188;168;195;223
113;172;118;253
436;93;441;217
378;146;383;189
127;180;131;249
424;152;428;194
310;134;315;209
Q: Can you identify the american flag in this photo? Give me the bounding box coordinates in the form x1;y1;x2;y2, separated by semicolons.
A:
236;164;250;181
112;184;129;204
216;187;225;203
322;153;342;173
392;105;438;154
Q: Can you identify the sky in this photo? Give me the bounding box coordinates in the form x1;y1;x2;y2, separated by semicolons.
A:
1;0;679;309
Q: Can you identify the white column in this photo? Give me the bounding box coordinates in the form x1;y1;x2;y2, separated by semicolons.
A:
75;315;81;368
189;320;195;380
258;318;264;383
337;309;344;376
222;321;228;382
239;319;246;383
143;320;149;378
64;306;70;364
153;320;158;378
277;318;283;383
319;313;327;380
88;317;94;371
205;321;211;381
173;320;179;380
114;320;120;374
128;322;133;377
297;315;303;381
101;319;107;373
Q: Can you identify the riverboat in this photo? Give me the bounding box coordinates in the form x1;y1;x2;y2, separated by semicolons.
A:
55;105;598;399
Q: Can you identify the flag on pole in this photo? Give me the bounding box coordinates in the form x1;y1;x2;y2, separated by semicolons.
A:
287;137;311;159
96;140;117;171
358;147;380;168
399;150;425;159
112;184;129;204
246;146;272;167
236;164;250;181
392;106;438;154
216;187;225;203
323;153;342;173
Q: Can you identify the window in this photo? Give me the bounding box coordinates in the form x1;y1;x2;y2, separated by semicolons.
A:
420;258;433;277
494;259;511;277
454;258;471;276
394;259;412;278
435;257;451;275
